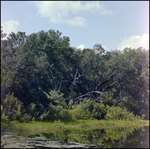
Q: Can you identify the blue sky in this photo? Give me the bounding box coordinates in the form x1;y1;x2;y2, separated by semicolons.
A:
1;1;149;51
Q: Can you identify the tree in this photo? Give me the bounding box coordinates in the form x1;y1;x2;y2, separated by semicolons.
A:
93;43;105;55
1;27;148;121
1;26;6;39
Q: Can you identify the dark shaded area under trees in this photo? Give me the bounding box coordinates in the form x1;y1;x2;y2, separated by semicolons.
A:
1;27;149;122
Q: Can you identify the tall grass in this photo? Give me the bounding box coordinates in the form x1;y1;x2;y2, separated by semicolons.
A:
2;119;148;133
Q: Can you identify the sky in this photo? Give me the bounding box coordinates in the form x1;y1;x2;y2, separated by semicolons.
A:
1;1;149;51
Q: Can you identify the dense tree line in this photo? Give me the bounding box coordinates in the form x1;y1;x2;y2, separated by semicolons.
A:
1;27;149;122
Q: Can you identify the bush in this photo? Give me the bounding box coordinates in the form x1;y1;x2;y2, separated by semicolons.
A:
10;120;20;125
1;122;9;128
1;114;9;123
105;106;136;120
39;110;50;121
44;104;73;121
2;93;25;122
99;93;114;106
27;102;39;120
44;90;68;108
42;90;71;121
69;99;106;120
20;114;32;123
59;108;73;121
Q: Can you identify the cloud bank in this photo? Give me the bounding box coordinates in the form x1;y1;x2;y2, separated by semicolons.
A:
117;33;149;50
2;20;20;35
33;1;112;26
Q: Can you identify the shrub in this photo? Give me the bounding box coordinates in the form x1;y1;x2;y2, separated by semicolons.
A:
2;93;25;122
105;106;136;120
59;108;73;121
20;113;32;123
69;99;106;120
44;90;68;108
39;110;50;121
100;93;114;106
1;122;9;129
27;102;39;120
10;120;20;125
42;90;70;121
70;103;89;120
45;104;73;121
1;114;9;123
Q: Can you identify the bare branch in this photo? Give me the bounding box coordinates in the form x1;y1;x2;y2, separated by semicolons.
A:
69;91;107;109
58;80;63;92
72;68;84;85
74;68;78;78
49;67;55;79
47;62;56;80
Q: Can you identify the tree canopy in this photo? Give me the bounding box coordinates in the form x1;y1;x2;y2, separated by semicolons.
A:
1;27;149;121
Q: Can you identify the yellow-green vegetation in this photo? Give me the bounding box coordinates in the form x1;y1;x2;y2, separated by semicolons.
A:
1;92;148;129
2;119;149;133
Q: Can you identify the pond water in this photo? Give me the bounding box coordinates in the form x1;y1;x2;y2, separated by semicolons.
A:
1;126;149;148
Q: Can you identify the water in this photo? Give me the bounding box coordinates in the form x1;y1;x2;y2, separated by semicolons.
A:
1;126;149;148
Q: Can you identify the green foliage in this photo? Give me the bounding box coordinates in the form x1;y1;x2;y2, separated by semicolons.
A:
20;114;32;123
40;90;71;121
39;110;50;121
70;99;106;120
58;108;73;121
10;120;20;125
1;27;149;122
105;106;137;120
27;103;39;120
1;114;9;123
100;93;114;106
2;93;25;122
93;43;106;55
44;90;67;108
1;26;6;39
43;103;73;121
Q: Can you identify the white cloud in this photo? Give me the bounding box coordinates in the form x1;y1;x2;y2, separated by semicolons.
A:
83;2;112;15
65;17;87;27
2;20;20;35
33;1;112;26
102;46;106;50
117;33;149;50
77;44;85;50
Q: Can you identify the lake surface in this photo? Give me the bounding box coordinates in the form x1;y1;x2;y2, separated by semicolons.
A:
1;126;149;148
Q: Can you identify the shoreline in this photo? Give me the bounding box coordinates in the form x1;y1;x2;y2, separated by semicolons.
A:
1;132;100;148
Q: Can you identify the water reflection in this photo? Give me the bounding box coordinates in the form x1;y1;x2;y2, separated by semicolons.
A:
2;126;149;148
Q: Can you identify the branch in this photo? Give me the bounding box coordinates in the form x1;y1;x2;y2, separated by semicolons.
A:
58;80;63;92
96;75;115;90
47;62;56;80
69;91;107;109
49;67;55;79
72;68;84;85
102;81;118;92
58;79;71;92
